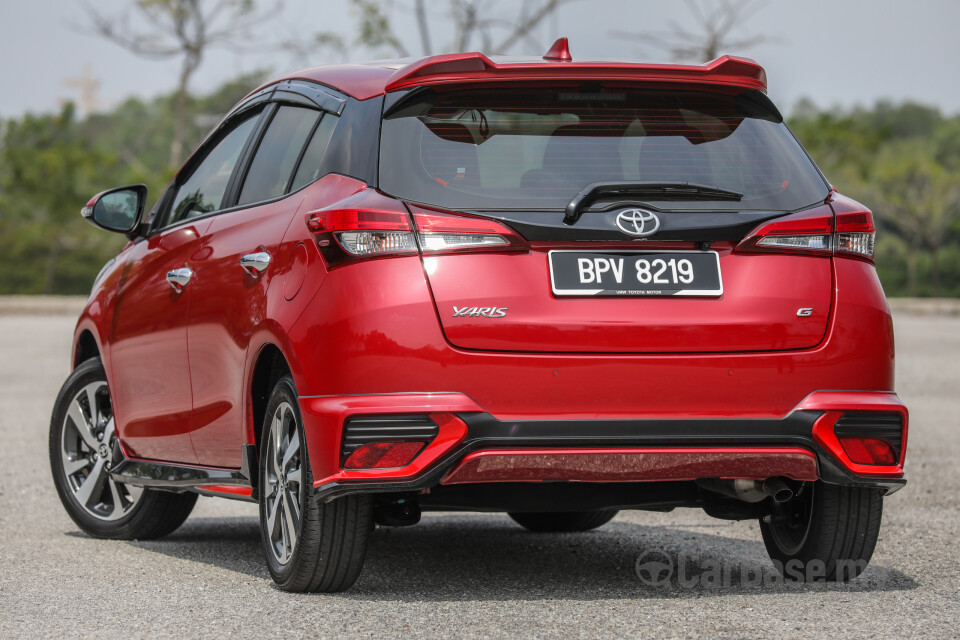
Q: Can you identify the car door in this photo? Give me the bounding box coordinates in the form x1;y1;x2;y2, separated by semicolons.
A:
187;104;334;467
110;110;262;464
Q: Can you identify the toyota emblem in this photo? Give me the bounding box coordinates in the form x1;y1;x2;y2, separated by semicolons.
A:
615;208;661;237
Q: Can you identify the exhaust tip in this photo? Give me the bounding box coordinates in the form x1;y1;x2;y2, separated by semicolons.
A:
696;477;797;503
763;478;794;503
771;487;793;502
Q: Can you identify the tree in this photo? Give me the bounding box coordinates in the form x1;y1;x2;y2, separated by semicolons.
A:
869;144;960;296
0;74;264;295
614;0;769;62
345;0;573;58
86;0;274;167
0;105;124;293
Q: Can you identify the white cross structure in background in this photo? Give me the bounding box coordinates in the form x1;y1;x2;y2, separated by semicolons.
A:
61;62;101;114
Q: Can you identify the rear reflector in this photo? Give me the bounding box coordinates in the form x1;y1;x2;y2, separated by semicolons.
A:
809;401;907;476
833;411;903;464
341;414;440;465
343;441;427;469
838;437;898;466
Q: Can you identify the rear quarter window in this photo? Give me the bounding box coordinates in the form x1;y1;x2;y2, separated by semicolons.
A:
290;114;339;192
238;105;321;206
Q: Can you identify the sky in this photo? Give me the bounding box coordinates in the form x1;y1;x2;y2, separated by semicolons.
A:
1;0;959;119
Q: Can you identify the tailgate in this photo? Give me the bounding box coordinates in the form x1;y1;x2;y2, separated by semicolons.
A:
422;243;831;353
379;82;834;353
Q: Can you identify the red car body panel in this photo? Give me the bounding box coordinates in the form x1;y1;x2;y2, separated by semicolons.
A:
107;222;212;464
285;238;891;412
186;196;304;467
70;53;908;503
424;242;832;353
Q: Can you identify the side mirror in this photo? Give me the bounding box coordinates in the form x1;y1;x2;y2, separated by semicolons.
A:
81;185;148;236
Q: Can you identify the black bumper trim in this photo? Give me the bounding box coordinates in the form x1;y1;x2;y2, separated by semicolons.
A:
312;411;906;502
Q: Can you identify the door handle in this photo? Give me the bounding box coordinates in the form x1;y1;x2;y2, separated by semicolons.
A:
166;267;193;292
240;251;271;276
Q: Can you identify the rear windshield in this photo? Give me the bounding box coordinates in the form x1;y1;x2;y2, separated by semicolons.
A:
379;85;829;212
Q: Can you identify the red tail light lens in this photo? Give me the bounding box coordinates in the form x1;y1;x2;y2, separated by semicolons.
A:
305;191;418;267
342;441;426;469
838;437;898;466
305;193;527;267
833;197;876;260
412;207;527;254
737;206;834;255
736;195;876;261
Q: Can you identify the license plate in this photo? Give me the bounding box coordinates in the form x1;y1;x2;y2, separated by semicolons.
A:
548;250;723;297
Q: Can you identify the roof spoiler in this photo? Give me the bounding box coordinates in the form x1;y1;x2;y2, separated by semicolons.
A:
384;49;767;93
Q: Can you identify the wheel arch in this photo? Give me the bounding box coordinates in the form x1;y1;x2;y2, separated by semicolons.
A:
248;341;294;460
74;329;101;368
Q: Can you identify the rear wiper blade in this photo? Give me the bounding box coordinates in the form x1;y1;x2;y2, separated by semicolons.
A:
563;181;744;225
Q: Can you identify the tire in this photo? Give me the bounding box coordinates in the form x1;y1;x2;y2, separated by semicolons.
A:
49;357;197;540
759;481;883;582
258;376;373;592
508;510;619;533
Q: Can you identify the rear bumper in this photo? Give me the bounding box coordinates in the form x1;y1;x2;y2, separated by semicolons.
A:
301;390;908;502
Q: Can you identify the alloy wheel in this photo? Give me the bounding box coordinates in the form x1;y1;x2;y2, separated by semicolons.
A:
264;401;303;565
59;381;143;520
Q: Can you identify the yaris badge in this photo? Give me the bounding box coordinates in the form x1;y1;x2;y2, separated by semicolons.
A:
453;306;507;318
616;208;660;237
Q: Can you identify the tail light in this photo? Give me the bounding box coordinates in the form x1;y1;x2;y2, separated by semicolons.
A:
411;206;527;254
736;194;876;261
306;191;526;267
832;195;876;260
739;207;834;255
305;190;417;267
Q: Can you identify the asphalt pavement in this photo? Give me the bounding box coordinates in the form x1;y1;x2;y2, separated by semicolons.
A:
0;308;957;639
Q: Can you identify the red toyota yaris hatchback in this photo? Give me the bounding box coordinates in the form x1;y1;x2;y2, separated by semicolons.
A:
51;40;907;592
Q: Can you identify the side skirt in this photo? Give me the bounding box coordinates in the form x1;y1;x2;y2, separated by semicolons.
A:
108;444;259;503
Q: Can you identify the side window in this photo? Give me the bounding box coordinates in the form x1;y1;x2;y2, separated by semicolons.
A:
167;113;259;225
237;106;321;206
290;114;339;192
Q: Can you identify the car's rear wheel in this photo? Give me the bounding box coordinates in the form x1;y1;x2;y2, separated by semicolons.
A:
258;376;373;592
759;481;883;581
49;358;197;539
508;510;618;532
